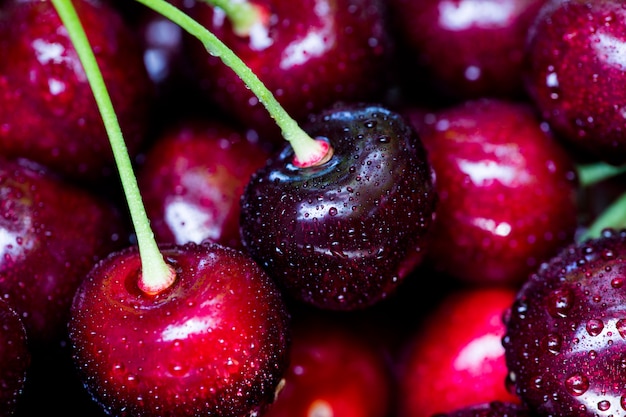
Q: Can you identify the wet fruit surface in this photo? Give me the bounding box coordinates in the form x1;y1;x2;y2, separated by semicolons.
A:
0;299;29;417
525;0;626;165
240;103;437;310
0;0;152;181
503;229;626;417
411;99;579;286
69;242;291;417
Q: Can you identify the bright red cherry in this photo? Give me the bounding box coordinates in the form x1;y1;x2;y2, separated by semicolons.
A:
69;242;291;417
397;287;521;417
407;98;579;286
264;311;393;417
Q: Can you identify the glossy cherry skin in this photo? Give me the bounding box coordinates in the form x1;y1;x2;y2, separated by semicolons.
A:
387;0;546;102
432;402;531;417
409;98;579;286
0;157;127;346
263;311;393;417
0;299;30;417
397;288;521;417
503;229;626;417
240;103;437;310
69;242;291;417
138;119;270;250
0;0;153;182
185;0;393;144
525;0;626;165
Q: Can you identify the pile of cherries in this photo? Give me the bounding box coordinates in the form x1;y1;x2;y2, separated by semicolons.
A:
1;0;626;416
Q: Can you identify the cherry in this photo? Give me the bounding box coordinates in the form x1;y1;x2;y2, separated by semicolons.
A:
387;0;546;103
0;299;29;416
406;98;579;287
397;287;521;417
263;310;394;417
240;102;437;310
0;157;128;346
0;0;153;182
431;401;531;417
183;0;394;144
503;228;626;417
137;118;270;249
68;243;291;417
52;1;293;414
524;0;626;165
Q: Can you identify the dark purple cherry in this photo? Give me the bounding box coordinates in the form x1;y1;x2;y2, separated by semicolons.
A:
0;0;153;182
69;242;291;417
0;299;29;417
0;157;128;346
503;228;626;417
525;0;626;165
239;103;437;310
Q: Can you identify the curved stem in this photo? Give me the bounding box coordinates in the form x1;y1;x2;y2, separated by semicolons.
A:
51;0;175;295
135;0;332;167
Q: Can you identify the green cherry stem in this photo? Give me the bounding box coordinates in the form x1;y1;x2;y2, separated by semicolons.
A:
201;0;265;37
576;161;626;188
51;0;175;295
134;0;333;168
579;190;626;242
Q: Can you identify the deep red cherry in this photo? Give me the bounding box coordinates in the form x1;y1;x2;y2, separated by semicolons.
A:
263;311;393;417
397;287;521;417
431;402;531;417
0;157;127;346
184;0;393;144
0;0;153;182
525;0;626;165
0;299;29;416
503;228;626;417
387;0;546;102
407;98;579;286
68;242;291;417
239;103;437;310
138;118;270;250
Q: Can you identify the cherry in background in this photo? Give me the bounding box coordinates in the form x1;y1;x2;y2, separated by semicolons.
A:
240;103;437;311
524;0;626;165
183;0;394;145
69;243;291;417
138;118;270;250
0;299;29;417
406;98;579;287
0;0;154;183
432;402;531;417
387;0;547;104
0;157;128;347
263;309;394;417
503;229;626;417
397;287;521;417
